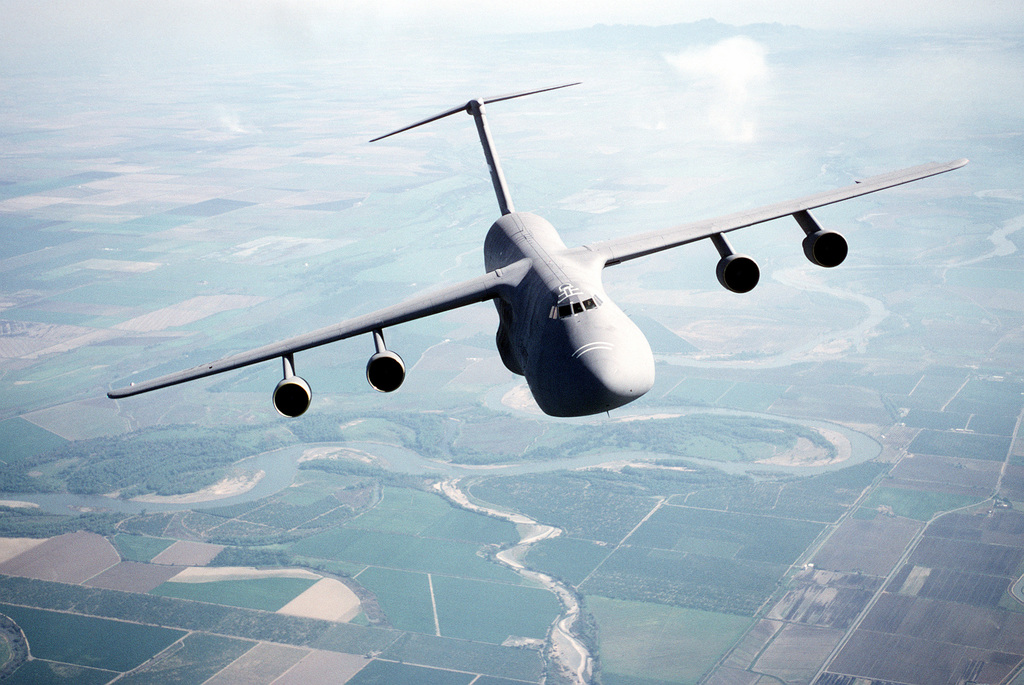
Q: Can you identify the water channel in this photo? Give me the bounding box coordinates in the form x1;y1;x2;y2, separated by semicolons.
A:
4;407;879;516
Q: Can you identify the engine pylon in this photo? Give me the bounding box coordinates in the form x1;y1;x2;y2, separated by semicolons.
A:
366;329;405;393
273;354;311;417
794;210;848;268
711;233;759;293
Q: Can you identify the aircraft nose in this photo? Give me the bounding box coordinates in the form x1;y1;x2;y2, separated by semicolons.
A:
576;346;654;412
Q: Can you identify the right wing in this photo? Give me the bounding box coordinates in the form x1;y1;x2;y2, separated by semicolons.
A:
108;258;531;399
579;159;968;266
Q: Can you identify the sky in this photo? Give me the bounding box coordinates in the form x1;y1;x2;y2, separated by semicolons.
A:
351;0;1024;32
1;0;1021;74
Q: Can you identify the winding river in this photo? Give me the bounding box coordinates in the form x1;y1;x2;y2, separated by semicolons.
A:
3;407;879;516
0;407;879;684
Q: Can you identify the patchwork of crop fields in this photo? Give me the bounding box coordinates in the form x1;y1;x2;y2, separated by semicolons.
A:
2;369;1024;684
0;482;551;683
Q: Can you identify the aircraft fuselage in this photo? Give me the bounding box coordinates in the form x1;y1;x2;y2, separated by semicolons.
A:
484;212;655;416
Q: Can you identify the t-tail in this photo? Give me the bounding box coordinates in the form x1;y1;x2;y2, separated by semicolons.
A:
370;82;581;216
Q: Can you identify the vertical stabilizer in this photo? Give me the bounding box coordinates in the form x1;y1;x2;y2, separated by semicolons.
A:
370;82;580;215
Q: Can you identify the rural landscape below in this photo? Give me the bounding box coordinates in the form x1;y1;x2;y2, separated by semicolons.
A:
1;13;1024;685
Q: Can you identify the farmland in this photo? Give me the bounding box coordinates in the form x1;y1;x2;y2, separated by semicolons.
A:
432;574;561;643
586;597;750;685
111;533;174;562
0;603;185;671
857;487;986;521
0;376;1021;684
150;576;319;612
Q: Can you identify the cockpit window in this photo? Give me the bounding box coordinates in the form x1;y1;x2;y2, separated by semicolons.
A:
550;293;603;319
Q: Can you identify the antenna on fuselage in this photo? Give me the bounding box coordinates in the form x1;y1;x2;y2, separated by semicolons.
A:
370;82;581;216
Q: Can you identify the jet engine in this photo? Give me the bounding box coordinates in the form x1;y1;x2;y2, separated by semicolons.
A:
273;354;311;417
711;233;759;293
794;210;847;268
366;329;405;392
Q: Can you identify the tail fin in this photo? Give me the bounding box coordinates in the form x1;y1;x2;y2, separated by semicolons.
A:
369;82;580;142
370;82;581;215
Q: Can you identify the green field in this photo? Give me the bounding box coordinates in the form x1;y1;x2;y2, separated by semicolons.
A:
470;474;662;544
630;505;824;565
682;461;886;523
116;632;255;684
356;567;436;635
0;603;185;672
587;596;750;685
432;575;560;644
112;533;175;562
349;487;517;544
354;567;560;644
290;527;522;583
149;577;318;611
580;545;784;615
716;381;790;412
237;495;341;529
381;632;543;682
946;377;1024;415
348;659;475;685
856;487;986;521
0;417;67;463
4;660;116;685
525;536;611;586
909;429;1012;462
663;377;734;405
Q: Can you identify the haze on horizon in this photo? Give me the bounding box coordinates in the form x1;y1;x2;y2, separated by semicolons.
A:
1;0;1020;75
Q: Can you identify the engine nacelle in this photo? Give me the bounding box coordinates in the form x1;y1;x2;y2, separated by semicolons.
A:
273;376;311;417
367;350;405;393
793;209;847;268
802;230;848;268
716;253;760;293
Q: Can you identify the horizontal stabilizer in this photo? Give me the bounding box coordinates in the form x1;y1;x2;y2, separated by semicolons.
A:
370;82;580;142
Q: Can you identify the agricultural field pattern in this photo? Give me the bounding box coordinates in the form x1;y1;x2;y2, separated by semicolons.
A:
2;17;1024;685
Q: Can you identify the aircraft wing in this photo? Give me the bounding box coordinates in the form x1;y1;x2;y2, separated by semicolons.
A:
107;258;531;399
580;159;968;266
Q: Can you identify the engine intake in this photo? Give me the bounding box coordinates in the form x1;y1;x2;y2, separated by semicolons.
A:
802;230;848;268
716;254;760;293
366;329;405;392
794;210;847;268
273;376;311;417
711;233;759;293
367;351;405;392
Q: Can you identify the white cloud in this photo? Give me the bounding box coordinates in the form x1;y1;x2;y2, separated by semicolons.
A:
663;37;769;143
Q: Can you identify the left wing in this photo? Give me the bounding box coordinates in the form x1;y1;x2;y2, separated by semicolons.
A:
108;258;531;399
578;159;967;266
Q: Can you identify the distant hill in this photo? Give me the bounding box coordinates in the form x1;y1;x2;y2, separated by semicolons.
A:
511;19;812;50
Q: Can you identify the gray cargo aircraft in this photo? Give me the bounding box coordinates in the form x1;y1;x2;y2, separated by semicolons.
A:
108;83;966;417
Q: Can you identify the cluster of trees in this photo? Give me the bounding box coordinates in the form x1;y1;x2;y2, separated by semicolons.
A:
0;506;122;538
0;613;27;678
298;459;430;490
209;546;291;568
7;425;288;498
582;548;781;616
541;414;836;462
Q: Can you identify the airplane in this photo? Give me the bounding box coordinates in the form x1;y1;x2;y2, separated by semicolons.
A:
108;83;967;418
